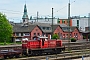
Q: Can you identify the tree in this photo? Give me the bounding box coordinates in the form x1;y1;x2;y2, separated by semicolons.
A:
52;34;59;39
0;12;13;43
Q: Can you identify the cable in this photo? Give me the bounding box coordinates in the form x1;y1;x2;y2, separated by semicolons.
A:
0;9;21;13
0;0;76;20
42;0;76;17
54;0;76;13
0;9;36;16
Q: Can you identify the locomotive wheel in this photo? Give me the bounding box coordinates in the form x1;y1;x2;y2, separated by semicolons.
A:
4;55;7;59
37;51;42;55
8;55;14;58
15;54;20;58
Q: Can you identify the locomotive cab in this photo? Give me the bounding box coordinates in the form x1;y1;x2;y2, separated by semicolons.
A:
33;36;48;47
38;36;48;48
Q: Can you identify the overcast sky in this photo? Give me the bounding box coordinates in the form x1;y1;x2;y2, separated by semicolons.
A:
0;0;90;23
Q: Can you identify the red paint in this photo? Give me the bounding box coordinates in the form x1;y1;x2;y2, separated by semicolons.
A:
22;36;63;49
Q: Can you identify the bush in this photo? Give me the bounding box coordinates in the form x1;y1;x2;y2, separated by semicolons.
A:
70;38;76;42
52;34;59;39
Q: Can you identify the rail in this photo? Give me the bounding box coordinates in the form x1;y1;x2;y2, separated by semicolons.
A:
1;42;90;60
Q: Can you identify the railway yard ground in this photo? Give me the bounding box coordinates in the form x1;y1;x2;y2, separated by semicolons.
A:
6;50;90;60
0;40;90;60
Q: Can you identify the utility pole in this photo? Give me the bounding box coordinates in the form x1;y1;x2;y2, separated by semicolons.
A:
68;0;70;50
37;11;39;22
52;8;53;38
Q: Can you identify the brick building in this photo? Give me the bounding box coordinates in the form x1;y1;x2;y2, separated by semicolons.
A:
12;23;83;41
58;19;72;26
11;4;83;42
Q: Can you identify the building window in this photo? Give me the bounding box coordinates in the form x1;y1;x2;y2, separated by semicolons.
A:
46;34;48;37
58;33;60;36
16;33;19;36
60;33;62;39
66;34;68;37
60;33;62;36
21;33;23;36
63;34;65;38
46;27;50;30
74;33;76;37
62;20;65;23
77;20;79;28
23;20;25;22
19;33;21;36
58;20;60;23
16;33;21;36
43;27;45;30
38;33;40;36
34;33;36;36
76;33;78;37
70;33;72;37
42;33;44;36
67;20;70;25
49;27;51;30
24;33;30;36
64;21;65;23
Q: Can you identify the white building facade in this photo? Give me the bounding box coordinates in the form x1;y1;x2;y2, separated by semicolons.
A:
72;16;90;32
29;18;58;24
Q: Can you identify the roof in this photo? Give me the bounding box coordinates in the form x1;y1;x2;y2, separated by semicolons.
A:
61;26;78;32
13;23;37;32
42;30;52;33
29;22;51;27
56;23;68;26
29;23;52;33
22;4;28;19
80;31;90;33
12;22;78;33
52;25;59;32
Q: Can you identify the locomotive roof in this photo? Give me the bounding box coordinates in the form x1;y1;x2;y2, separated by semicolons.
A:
33;35;48;39
37;36;48;39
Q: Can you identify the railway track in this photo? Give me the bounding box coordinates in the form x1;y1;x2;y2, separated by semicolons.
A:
1;41;90;60
0;44;22;48
6;49;90;60
63;41;90;50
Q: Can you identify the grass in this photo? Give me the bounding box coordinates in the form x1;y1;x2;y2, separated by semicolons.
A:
0;42;22;45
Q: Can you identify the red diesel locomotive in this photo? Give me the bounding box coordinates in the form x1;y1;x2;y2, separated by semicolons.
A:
0;36;65;59
22;36;65;56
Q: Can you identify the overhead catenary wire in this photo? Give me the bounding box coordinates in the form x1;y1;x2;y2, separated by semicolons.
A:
45;0;76;17
0;0;76;20
54;0;76;13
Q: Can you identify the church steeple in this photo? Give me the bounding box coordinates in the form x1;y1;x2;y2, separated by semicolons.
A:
22;4;29;23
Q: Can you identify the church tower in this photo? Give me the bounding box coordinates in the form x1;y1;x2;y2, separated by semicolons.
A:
22;4;29;23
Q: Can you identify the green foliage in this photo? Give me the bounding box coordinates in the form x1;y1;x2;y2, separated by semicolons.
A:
83;36;86;39
0;42;21;45
0;12;13;43
52;34;59;39
88;34;90;39
70;38;76;42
